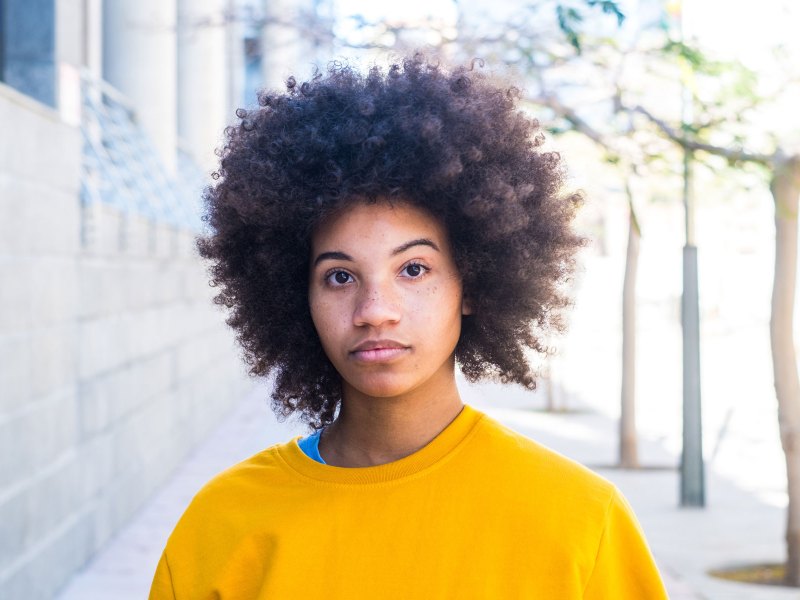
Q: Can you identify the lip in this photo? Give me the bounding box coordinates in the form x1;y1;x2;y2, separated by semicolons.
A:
349;339;410;363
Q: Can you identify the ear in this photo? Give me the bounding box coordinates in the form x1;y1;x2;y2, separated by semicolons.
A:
461;297;473;316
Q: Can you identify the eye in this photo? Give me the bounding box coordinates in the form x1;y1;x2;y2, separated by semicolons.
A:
401;262;429;279
325;270;354;286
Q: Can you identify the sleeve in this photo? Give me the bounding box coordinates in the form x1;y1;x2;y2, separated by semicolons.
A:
149;551;178;600
582;487;670;600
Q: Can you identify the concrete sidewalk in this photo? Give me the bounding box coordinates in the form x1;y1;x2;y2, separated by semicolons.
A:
56;383;799;599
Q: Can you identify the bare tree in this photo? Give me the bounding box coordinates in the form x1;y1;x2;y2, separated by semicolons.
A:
632;104;800;580
531;15;800;576
620;172;641;468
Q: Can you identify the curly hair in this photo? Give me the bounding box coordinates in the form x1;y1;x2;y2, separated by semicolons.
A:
198;54;584;429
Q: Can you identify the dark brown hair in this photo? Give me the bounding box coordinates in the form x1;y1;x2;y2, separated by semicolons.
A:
198;55;584;428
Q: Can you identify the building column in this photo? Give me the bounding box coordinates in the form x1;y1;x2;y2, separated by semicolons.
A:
177;0;229;172
260;0;318;91
83;0;104;80
103;0;178;172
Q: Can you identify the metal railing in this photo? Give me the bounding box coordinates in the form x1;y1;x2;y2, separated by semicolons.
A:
80;70;204;232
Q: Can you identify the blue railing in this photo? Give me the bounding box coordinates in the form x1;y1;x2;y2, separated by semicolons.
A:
80;71;205;231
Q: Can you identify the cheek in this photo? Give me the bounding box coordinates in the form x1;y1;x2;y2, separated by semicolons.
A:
309;295;333;338
309;296;351;351
412;281;463;330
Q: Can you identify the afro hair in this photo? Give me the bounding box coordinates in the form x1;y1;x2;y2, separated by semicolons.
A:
198;54;585;428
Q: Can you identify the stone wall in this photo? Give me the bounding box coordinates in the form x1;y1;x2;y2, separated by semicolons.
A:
0;84;250;600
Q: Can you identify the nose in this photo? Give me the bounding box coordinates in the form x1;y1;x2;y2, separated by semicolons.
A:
353;279;402;327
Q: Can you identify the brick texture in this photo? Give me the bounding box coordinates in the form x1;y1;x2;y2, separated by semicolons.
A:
0;88;248;600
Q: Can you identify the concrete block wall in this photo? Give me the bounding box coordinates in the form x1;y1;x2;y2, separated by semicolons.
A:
0;84;251;600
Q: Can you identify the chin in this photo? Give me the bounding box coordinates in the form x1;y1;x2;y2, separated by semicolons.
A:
354;385;413;400
347;375;420;400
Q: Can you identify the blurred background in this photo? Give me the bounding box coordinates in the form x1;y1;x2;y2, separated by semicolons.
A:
1;0;800;598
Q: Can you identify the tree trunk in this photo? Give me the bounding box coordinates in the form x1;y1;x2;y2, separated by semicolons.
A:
620;188;641;469
770;156;800;586
544;362;556;412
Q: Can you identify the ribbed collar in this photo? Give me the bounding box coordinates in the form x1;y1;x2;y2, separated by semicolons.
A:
275;404;485;485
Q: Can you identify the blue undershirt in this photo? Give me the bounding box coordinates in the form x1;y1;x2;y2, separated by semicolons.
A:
297;429;326;464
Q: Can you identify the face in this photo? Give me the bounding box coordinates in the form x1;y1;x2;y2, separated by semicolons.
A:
308;200;470;402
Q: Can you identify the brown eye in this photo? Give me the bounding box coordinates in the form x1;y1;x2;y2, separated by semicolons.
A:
325;270;353;286
334;271;351;284
402;263;428;278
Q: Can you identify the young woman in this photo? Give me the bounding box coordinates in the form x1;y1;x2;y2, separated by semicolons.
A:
149;55;669;599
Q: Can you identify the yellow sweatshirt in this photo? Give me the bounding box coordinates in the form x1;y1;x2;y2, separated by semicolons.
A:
149;404;669;599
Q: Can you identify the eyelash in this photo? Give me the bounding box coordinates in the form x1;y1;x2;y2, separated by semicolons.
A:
401;262;429;278
323;262;430;287
324;269;354;287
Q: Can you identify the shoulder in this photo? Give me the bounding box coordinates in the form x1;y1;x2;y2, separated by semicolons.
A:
155;438;322;596
465;415;619;545
460;410;659;587
466;409;618;511
167;439;300;534
201;442;292;492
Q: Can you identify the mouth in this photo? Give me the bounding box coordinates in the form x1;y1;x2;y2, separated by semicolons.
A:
349;340;411;363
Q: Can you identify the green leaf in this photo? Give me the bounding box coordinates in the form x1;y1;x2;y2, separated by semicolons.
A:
586;0;626;25
680;122;701;135
554;1;624;53
665;42;708;71
556;5;583;53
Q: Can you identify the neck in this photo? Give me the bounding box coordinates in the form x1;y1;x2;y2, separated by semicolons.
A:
319;367;464;468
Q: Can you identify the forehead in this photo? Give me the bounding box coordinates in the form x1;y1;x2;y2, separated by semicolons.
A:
311;200;448;252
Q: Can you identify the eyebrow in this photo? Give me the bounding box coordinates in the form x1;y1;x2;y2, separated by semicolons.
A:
312;238;440;267
313;251;352;267
391;238;440;256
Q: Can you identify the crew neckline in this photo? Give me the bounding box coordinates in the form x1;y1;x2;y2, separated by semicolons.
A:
277;403;485;484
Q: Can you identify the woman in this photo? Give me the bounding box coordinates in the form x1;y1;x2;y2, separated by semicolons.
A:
149;55;669;599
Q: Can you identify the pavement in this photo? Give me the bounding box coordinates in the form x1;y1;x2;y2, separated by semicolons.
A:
56;380;800;600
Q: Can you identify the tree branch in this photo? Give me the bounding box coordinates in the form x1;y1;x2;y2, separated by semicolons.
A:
627;104;774;166
529;93;611;149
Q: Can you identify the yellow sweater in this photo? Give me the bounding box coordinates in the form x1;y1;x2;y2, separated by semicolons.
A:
149;404;669;599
